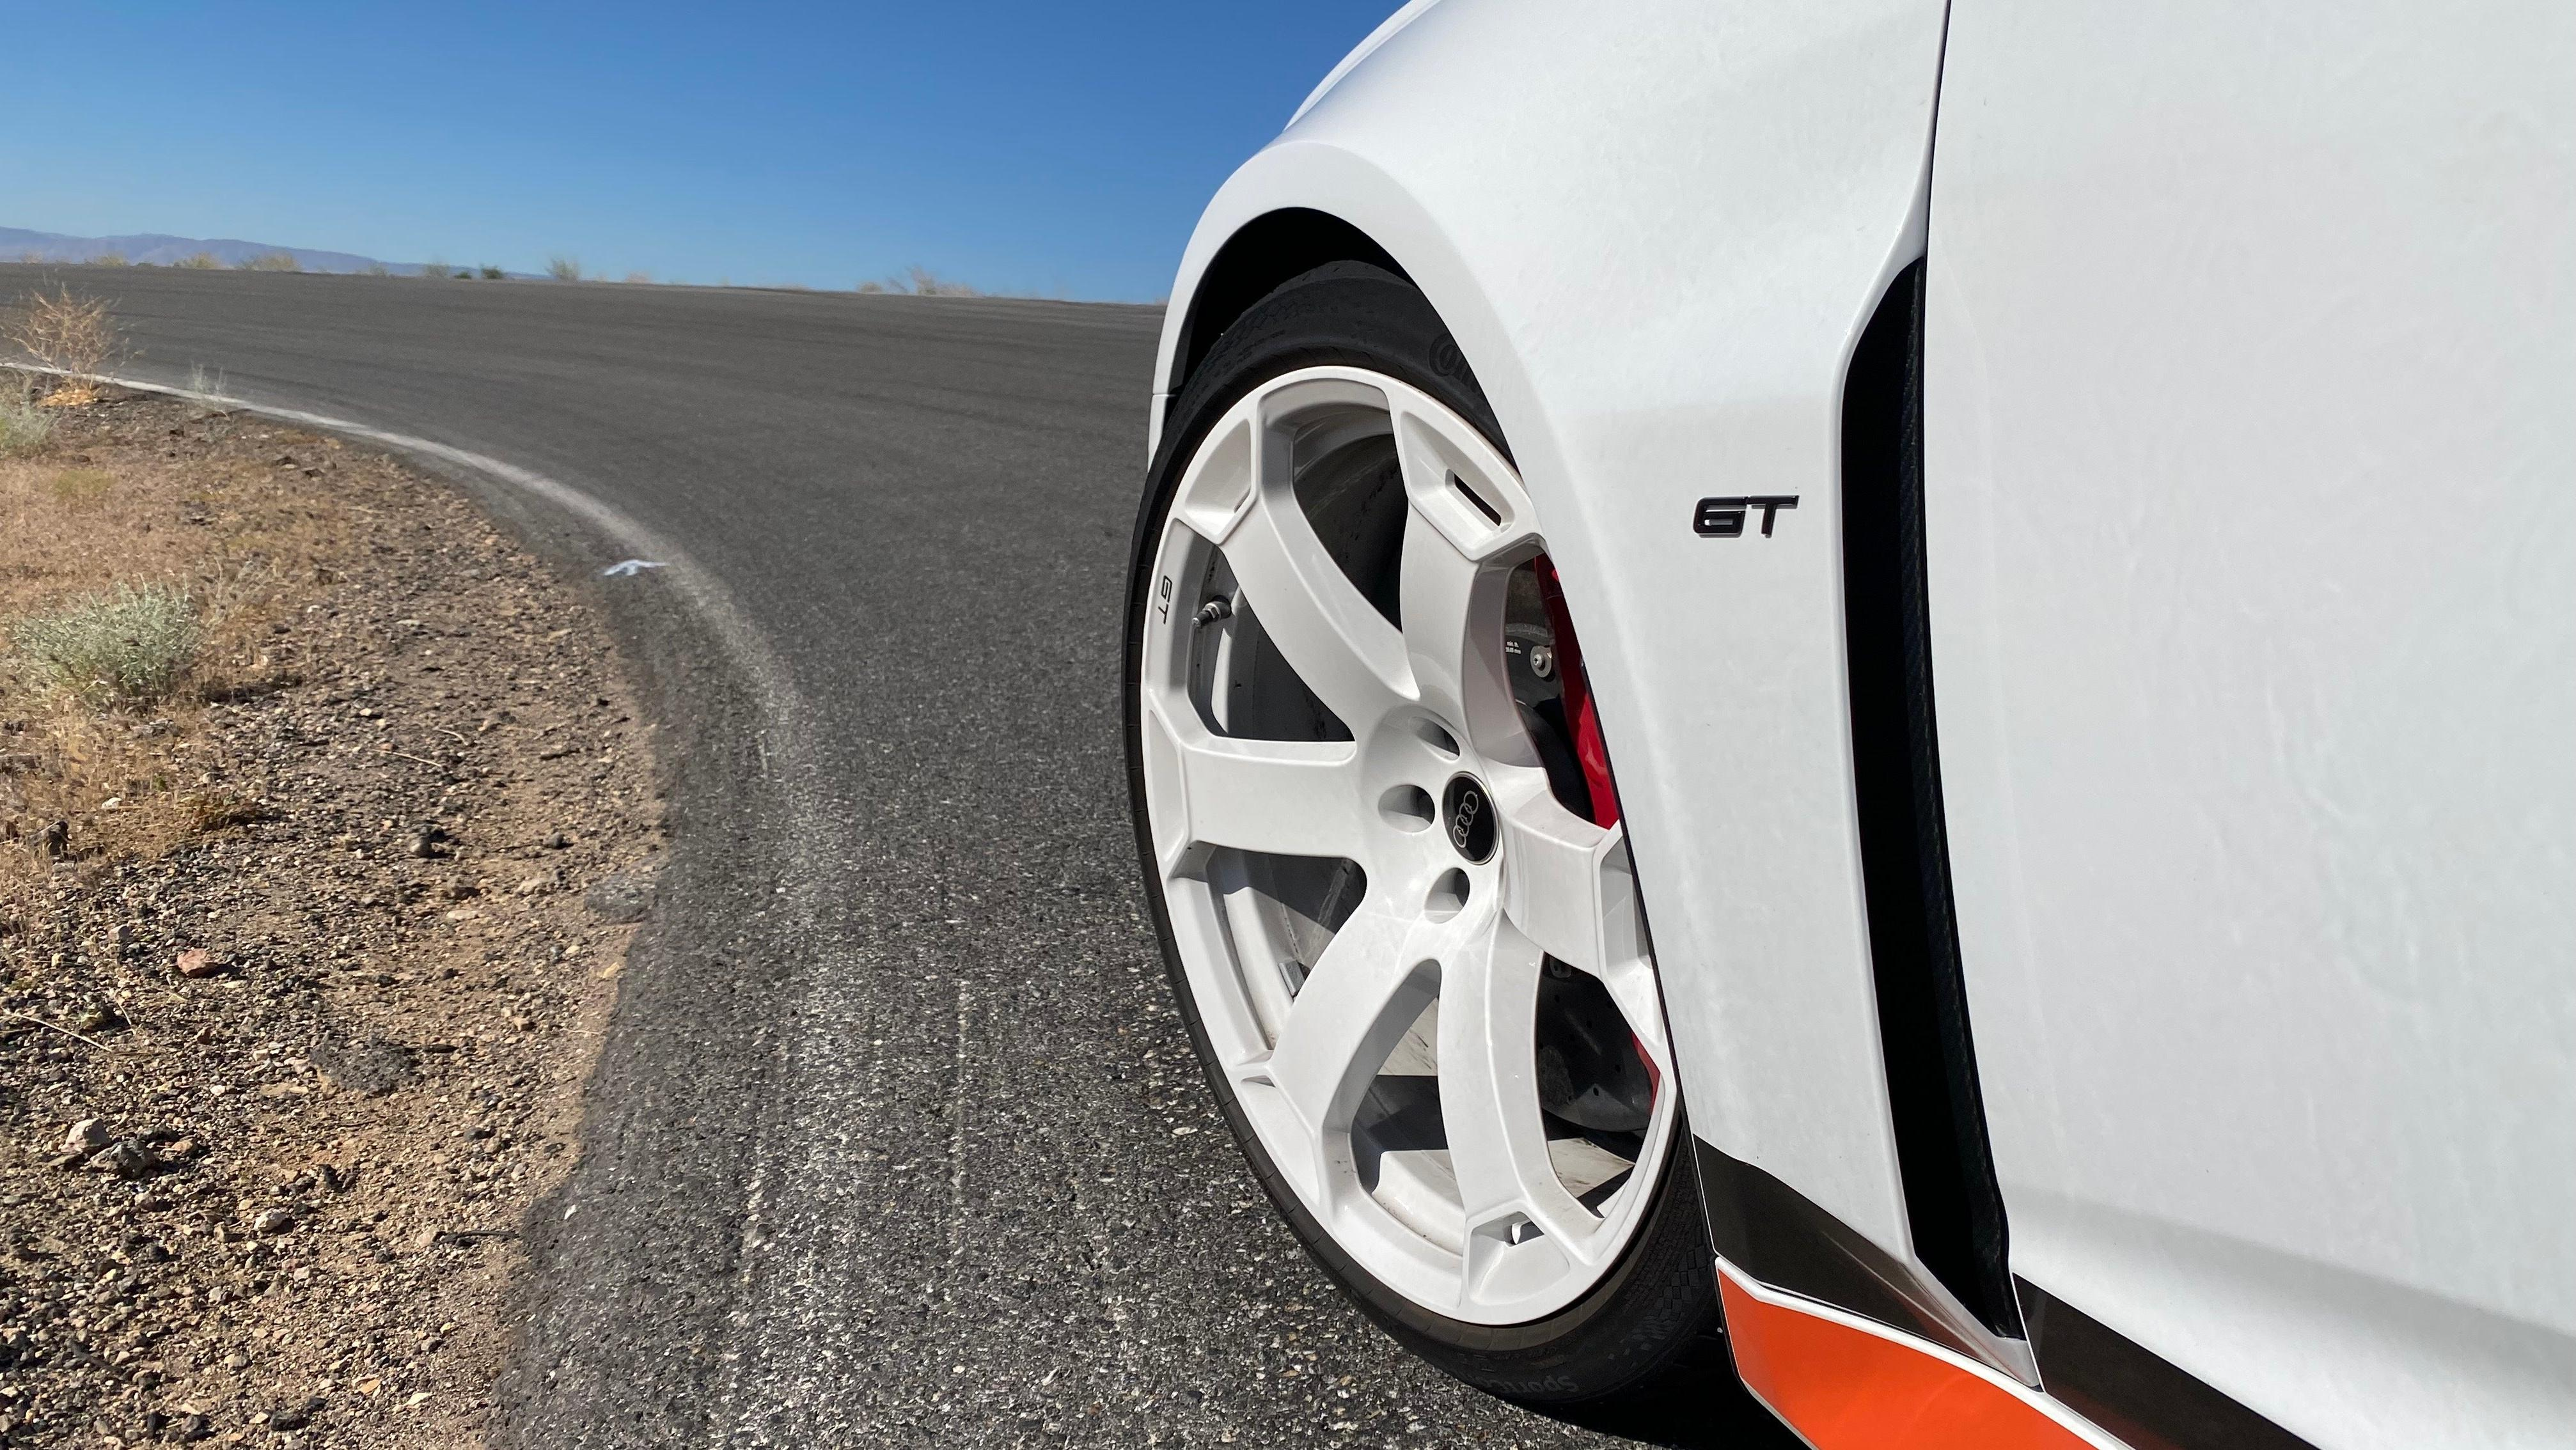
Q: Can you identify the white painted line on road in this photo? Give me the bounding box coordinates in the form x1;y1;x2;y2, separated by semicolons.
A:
65;366;805;736
27;364;883;1417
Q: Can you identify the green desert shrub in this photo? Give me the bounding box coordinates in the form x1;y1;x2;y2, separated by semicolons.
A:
10;582;202;706
0;393;53;456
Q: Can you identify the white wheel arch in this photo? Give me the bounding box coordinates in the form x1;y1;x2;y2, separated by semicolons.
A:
1151;0;1956;1302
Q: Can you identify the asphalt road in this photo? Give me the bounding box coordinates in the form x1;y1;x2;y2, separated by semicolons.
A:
11;266;1694;1449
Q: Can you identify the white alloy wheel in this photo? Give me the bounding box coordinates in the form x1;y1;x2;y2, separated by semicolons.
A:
1136;366;1676;1326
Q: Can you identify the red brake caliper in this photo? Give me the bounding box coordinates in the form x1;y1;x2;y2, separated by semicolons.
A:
1532;556;1620;830
1533;556;1659;1098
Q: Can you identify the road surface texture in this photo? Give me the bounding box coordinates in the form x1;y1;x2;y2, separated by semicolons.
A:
8;266;1759;1449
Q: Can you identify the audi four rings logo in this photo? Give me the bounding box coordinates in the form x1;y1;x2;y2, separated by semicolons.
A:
1443;776;1498;864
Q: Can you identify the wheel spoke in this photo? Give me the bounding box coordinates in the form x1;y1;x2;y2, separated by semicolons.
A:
1213;433;1411;729
1255;901;1434;1197
1495;791;1670;1070
1151;705;1365;862
1496;784;1628;976
1395;503;1521;747
1434;917;1594;1252
1170;407;1257;540
1391;400;1540;562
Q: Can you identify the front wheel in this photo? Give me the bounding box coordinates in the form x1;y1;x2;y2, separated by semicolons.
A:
1122;262;1736;1414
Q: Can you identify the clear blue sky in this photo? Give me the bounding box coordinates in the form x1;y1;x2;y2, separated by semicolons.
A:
3;2;1403;300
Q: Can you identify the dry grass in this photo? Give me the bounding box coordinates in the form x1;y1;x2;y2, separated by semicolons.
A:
177;786;273;831
906;265;978;296
0;376;356;887
861;267;980;297
175;251;222;270
86;252;129;269
3;286;122;405
185;361;226;402
546;255;583;282
239;251;302;272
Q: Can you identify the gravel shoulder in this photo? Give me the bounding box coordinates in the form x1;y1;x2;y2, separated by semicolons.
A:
0;383;660;1447
9;269;1656;1450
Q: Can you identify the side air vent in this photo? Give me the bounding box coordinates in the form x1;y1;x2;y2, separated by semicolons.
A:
1840;259;2024;1341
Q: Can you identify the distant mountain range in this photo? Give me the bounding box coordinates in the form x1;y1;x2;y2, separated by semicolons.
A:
0;225;420;274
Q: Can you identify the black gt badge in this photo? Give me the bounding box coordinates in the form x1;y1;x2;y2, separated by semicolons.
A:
1693;495;1799;537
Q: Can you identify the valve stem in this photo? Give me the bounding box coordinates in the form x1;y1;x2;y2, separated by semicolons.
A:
1193;597;1234;627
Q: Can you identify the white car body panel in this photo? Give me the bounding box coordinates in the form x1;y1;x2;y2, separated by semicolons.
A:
1926;2;2576;1444
1154;0;2575;1442
1155;0;1957;1300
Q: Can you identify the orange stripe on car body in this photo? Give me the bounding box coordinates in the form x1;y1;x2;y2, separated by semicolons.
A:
1716;1258;2121;1450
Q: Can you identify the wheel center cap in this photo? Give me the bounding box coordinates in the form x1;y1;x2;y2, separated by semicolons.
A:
1442;774;1497;864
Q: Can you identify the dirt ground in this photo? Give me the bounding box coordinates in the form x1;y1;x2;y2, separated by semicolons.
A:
0;382;660;1447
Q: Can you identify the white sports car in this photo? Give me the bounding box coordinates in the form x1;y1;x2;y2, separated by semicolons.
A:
1122;3;2573;1446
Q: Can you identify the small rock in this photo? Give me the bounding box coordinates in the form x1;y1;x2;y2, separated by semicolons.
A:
73;1000;123;1034
306;1040;414;1098
405;825;450;859
251;1208;295;1235
583;871;655;924
174;948;227;979
85;1138;162;1180
514;871;556;897
223;1351;251;1370
178;1413;213;1441
63;1118;113;1155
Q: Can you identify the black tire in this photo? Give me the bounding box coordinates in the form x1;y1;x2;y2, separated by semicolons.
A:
1122;261;1767;1435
